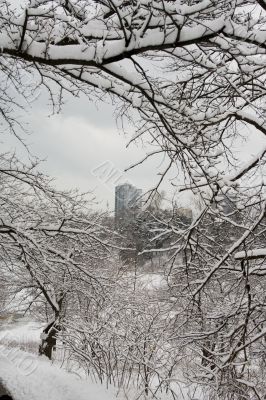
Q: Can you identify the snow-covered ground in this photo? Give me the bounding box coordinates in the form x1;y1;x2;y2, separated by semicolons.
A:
0;346;121;400
0;316;204;400
139;273;167;289
0;281;201;400
128;272;167;290
0;315;43;355
0;345;204;400
0;316;42;343
0;316;121;400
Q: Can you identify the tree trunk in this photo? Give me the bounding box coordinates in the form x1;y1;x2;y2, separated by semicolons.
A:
39;320;58;360
39;295;65;360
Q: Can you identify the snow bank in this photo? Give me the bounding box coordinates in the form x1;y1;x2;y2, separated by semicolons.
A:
0;346;120;400
0;318;42;344
125;272;167;291
0;318;204;400
137;273;167;290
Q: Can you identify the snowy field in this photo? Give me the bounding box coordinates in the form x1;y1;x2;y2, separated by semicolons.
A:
126;272;168;291
0;316;42;342
0;315;43;354
0;346;122;400
0;344;204;400
0;317;122;400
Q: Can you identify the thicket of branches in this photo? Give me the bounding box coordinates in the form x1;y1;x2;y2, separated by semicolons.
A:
0;0;266;398
0;153;119;355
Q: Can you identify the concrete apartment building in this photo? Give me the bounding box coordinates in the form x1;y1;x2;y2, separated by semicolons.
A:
115;183;142;224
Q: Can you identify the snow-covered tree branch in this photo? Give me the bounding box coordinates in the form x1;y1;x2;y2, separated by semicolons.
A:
1;0;266;397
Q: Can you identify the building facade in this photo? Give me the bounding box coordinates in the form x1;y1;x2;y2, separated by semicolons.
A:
115;183;142;223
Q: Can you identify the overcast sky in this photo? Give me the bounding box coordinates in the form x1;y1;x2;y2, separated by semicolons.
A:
2;1;265;212
3;0;266;213
2;90;185;211
2;82;266;212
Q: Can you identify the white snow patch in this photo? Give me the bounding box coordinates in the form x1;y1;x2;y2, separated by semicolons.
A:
137;273;167;289
235;248;266;260
0;317;43;344
126;272;167;291
0;346;121;400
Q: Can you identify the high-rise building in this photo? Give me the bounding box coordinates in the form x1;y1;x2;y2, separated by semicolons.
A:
115;183;142;223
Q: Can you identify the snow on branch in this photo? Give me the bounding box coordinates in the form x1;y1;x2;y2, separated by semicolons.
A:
234;248;266;260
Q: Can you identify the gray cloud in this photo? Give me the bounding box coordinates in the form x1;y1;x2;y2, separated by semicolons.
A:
2;94;180;210
2;84;265;212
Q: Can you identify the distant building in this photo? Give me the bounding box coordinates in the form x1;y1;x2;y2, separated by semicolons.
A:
212;193;238;216
115;183;142;224
173;207;192;221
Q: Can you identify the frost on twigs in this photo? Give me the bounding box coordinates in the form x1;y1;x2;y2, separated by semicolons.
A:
1;0;266;397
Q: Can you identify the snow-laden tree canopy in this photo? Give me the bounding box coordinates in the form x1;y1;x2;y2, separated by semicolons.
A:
0;0;265;197
1;0;266;396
